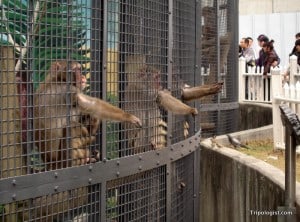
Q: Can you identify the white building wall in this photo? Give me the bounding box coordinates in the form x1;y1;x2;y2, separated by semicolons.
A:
239;0;300;15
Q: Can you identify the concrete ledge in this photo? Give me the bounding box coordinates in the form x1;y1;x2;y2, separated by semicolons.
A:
200;126;300;222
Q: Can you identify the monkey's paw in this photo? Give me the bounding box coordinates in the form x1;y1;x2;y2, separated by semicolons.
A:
129;115;142;128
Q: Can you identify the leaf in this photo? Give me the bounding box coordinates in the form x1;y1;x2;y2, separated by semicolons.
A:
2;0;27;11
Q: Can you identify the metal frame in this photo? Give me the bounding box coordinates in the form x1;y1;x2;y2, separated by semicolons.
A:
0;0;238;221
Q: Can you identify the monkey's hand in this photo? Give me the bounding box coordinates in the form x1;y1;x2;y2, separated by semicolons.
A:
181;81;224;102
70;121;96;166
125;113;143;128
156;90;198;116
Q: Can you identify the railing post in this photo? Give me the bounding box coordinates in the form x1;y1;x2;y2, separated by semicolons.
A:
238;57;246;102
271;66;282;100
272;67;285;149
277;105;300;222
289;55;298;85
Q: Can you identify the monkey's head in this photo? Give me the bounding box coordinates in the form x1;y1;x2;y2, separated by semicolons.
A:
48;60;85;89
127;64;162;96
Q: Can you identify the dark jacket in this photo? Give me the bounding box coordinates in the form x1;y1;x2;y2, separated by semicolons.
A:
256;49;281;67
263;50;279;75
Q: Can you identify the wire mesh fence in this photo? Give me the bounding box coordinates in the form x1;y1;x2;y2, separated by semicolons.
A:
0;0;237;221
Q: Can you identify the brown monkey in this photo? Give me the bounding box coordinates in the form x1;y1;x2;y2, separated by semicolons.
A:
156;89;198;116
34;60;142;169
123;57;166;153
123;56;197;153
181;81;224;102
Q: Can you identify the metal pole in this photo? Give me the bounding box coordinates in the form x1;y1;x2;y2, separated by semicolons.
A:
284;129;296;208
277;105;299;222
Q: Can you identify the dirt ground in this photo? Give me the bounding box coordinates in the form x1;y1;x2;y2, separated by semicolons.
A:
238;139;300;182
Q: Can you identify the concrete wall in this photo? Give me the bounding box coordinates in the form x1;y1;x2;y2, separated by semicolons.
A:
238;102;273;131
200;131;300;222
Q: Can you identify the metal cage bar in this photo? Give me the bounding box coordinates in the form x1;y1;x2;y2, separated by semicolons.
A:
0;0;238;221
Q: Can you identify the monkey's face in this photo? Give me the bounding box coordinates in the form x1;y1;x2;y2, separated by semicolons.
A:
140;66;162;90
48;61;83;88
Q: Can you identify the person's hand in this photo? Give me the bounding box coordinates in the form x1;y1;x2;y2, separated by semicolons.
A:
271;61;278;67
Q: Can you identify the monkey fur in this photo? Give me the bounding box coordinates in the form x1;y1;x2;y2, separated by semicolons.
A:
181;81;224;102
34;60;141;169
123;56;198;153
156;89;198;116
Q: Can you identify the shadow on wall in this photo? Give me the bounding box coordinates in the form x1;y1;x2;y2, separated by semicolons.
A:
239;102;273;131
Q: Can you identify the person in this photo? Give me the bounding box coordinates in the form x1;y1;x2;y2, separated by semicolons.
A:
289;32;300;56
262;40;280;76
239;37;256;99
284;39;300;81
239;37;256;67
255;34;280;69
295;39;300;65
246;36;257;58
246;36;254;48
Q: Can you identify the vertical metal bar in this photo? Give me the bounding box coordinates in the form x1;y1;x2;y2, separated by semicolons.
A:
194;1;202;220
166;163;172;221
167;0;173;147
100;182;107;222
65;0;73;165
194;0;201;132
100;0;108;220
101;0;108;161
193;148;201;222
285;131;296;208
167;1;173;220
26;0;35;174
233;0;239;101
216;0;221;135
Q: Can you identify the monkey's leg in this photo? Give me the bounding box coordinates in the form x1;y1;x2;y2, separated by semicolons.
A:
156;90;198;116
68;122;96;166
76;93;142;127
36;127;63;170
181;81;224;102
83;116;100;135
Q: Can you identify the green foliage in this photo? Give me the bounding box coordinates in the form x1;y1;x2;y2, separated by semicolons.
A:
106;188;118;219
106;93;120;160
0;0;90;89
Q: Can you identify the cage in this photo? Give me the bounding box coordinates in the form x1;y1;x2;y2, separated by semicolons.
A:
0;0;238;221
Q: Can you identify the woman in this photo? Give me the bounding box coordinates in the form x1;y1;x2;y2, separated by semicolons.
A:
262;40;279;77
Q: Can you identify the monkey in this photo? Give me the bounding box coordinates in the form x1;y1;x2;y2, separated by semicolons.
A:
123;56;198;154
123;58;167;153
181;81;224;102
34;60;142;169
156;89;198;116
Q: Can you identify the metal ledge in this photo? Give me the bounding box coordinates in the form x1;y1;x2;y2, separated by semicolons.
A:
0;131;201;204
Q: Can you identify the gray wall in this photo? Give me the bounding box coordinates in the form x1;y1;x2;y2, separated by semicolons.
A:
200;137;300;222
239;102;273;130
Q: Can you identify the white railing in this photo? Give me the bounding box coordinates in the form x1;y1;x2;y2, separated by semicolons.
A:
239;55;300;150
272;55;300;149
239;57;275;103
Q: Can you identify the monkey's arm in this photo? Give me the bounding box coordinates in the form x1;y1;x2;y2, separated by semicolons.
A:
181;82;223;102
77;93;142;127
156;90;198;116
